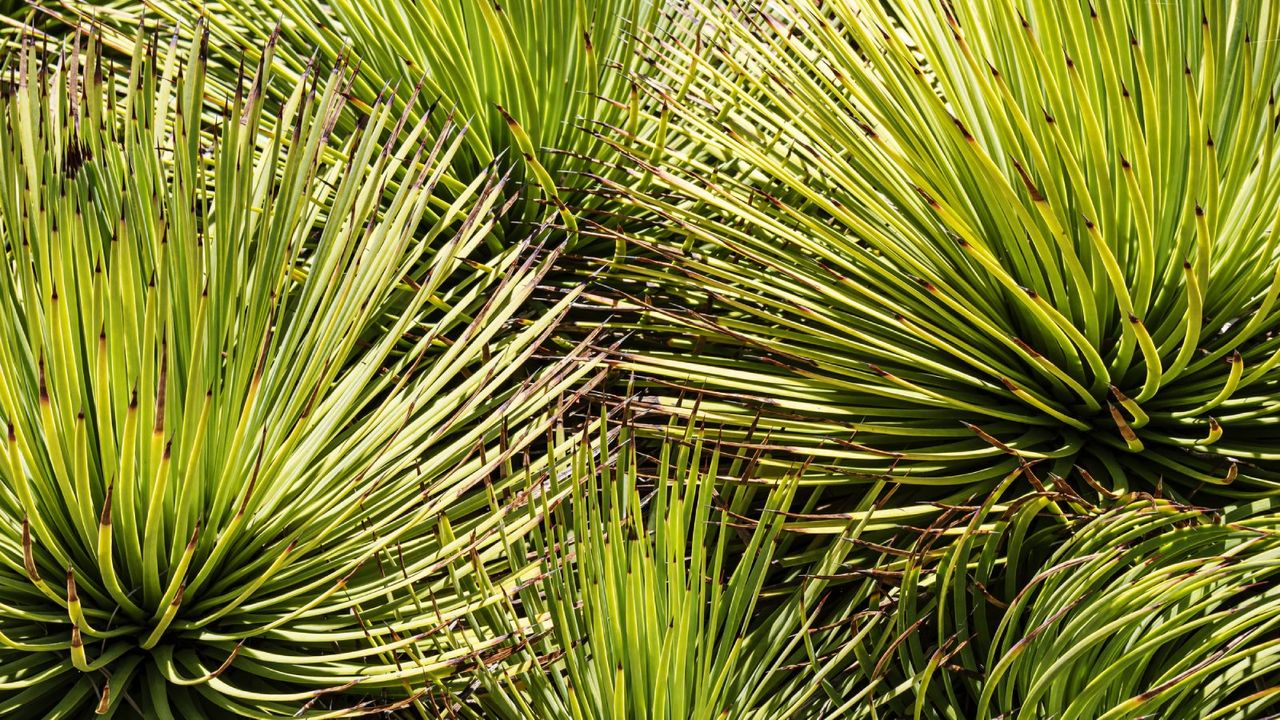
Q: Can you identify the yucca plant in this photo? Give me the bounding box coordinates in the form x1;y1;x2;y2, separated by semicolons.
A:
983;499;1280;719
452;418;931;719
598;0;1280;499
0;27;602;717
902;494;1280;719
116;0;672;235
4;1;1280;718
863;463;1280;719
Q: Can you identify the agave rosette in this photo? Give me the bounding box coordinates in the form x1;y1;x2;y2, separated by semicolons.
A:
600;0;1280;499
2;0;1279;717
0;28;601;717
859;464;1280;719
903;494;1280;719
464;419;937;720
121;0;673;235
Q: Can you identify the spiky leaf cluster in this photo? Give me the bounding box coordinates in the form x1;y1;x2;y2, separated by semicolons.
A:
603;0;1280;499
1;0;1279;718
0;29;598;717
901;493;1280;719
462;421;929;720
132;0;671;233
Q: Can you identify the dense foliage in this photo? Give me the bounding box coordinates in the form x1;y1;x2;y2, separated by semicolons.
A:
1;1;1277;718
0;27;598;717
605;0;1280;499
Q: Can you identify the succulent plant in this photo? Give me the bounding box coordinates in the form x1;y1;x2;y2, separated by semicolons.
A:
907;493;1280;719
602;0;1280;500
2;1;1279;717
981;499;1280;719
125;0;672;234
0;28;598;717
463;421;916;720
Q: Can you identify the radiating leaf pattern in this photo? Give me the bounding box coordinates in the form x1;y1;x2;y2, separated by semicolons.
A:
0;1;1277;718
905;495;1280;719
137;0;671;233
0;27;599;717
604;0;1280;498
